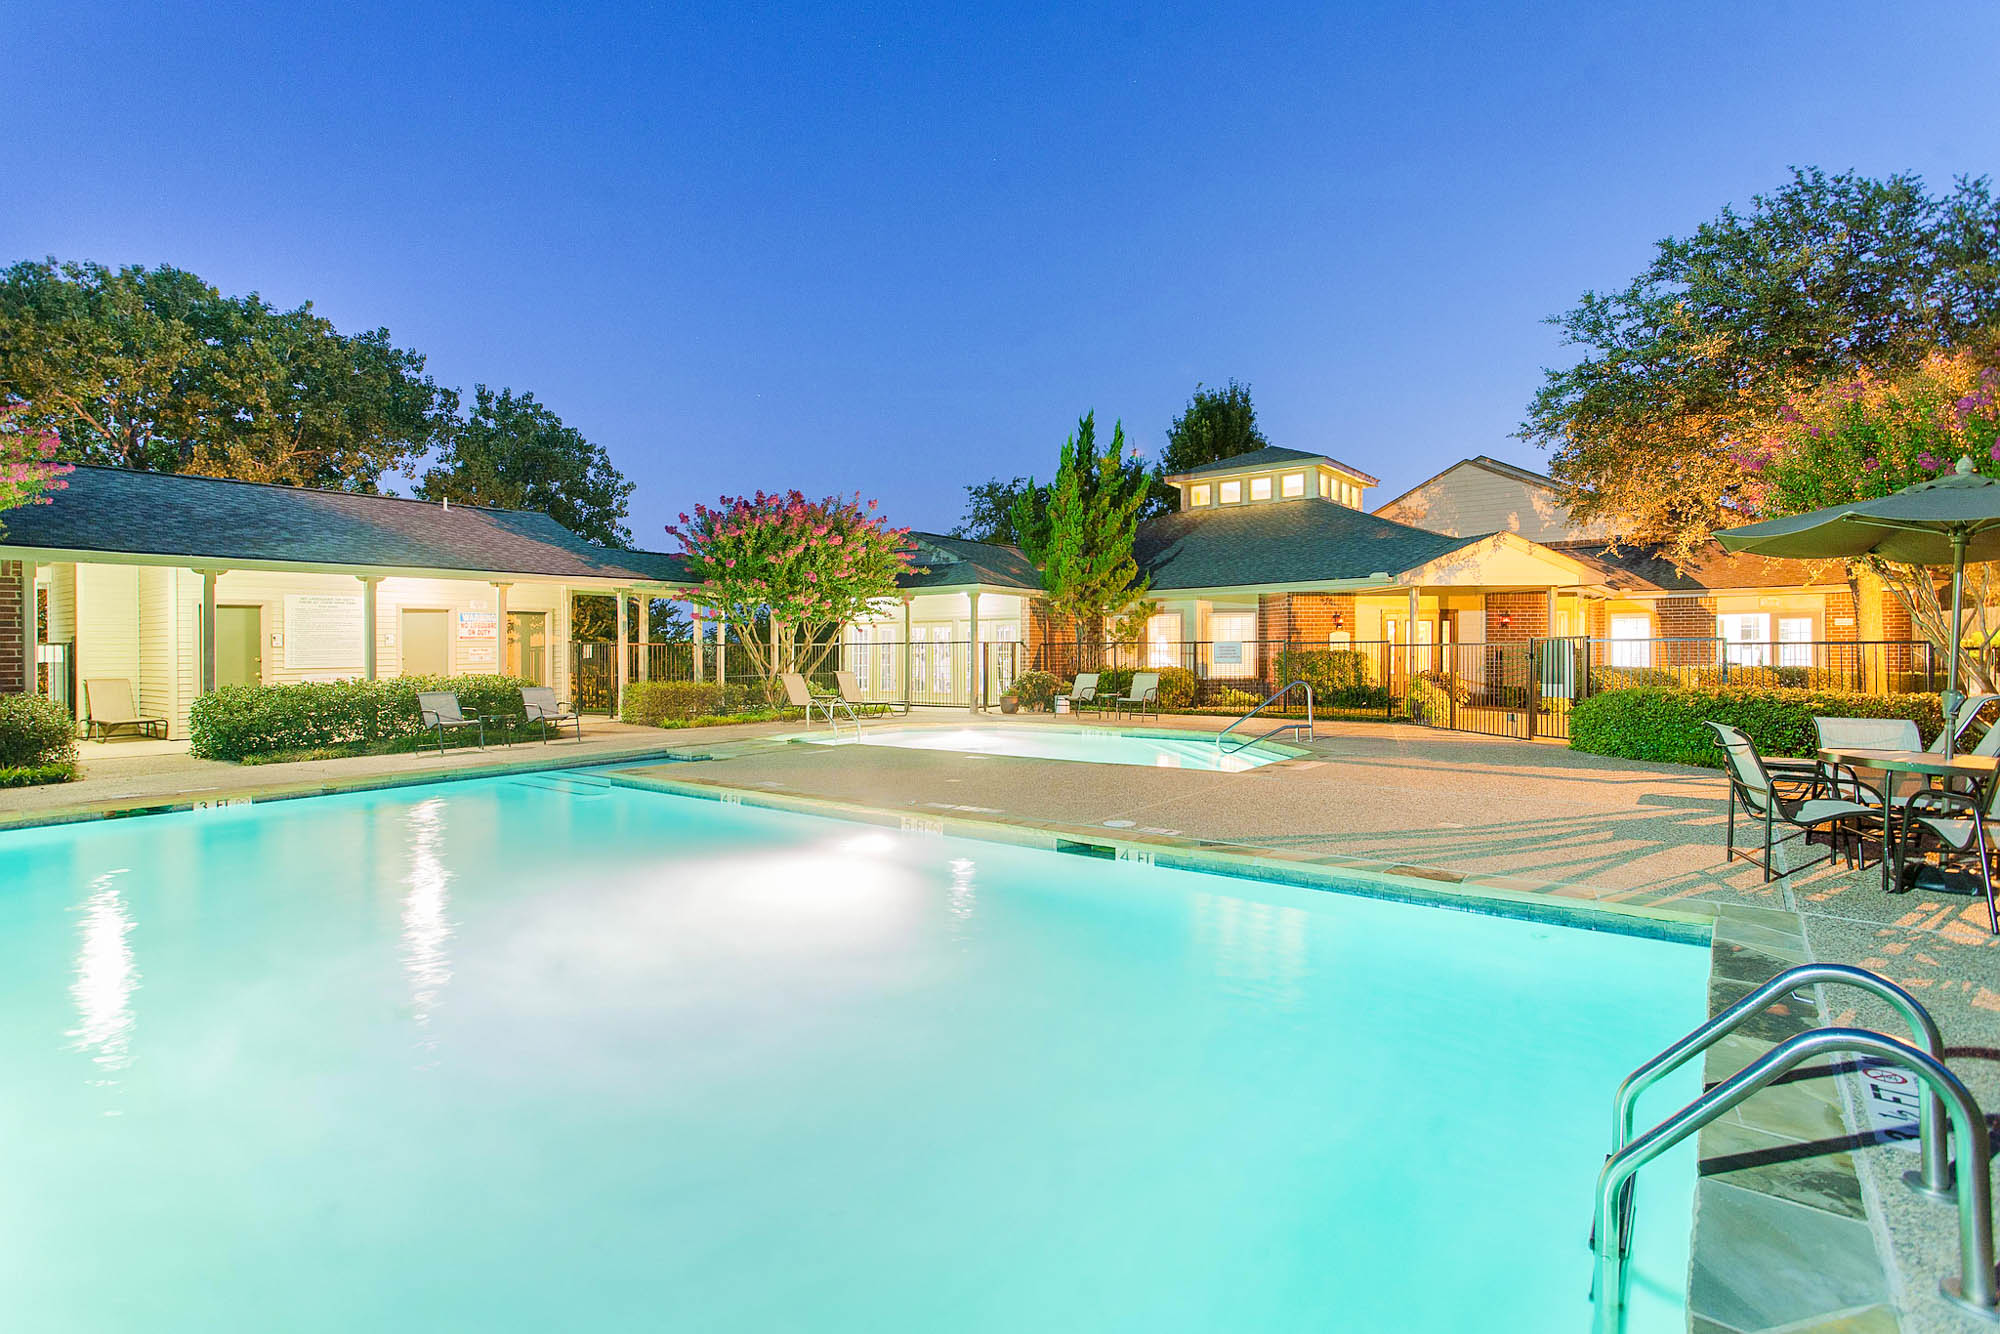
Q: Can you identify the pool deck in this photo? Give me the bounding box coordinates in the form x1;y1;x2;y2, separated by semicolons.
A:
4;710;1995;1331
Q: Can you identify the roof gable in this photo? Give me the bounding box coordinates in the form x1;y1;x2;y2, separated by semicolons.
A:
1171;446;1380;486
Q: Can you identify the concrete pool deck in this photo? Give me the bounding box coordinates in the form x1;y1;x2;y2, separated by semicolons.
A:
3;709;1994;1330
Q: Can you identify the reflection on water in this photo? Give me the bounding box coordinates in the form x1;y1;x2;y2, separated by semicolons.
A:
1191;890;1309;1010
947;857;978;928
70;869;138;1076
401;799;455;1048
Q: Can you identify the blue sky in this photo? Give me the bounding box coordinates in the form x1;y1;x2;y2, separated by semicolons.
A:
10;2;1999;549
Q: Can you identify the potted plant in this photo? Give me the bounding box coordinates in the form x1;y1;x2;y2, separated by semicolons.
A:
999;691;1020;714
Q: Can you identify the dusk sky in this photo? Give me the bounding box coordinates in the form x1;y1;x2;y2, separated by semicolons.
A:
12;2;1999;550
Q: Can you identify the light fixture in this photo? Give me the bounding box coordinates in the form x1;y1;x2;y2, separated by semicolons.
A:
1498;611;1512;629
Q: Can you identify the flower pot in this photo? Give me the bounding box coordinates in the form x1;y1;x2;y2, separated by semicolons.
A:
999;696;1019;714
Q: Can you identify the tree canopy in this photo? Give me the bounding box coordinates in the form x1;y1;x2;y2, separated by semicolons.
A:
1014;411;1154;637
1523;169;2000;562
416;385;635;546
1160;379;1269;479
951;475;1037;545
0;258;457;491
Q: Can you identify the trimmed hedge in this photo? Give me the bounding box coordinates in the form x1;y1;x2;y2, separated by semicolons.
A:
1568;686;1944;768
0;761;77;788
1278;649;1393;709
0;693;79;771
188;675;537;761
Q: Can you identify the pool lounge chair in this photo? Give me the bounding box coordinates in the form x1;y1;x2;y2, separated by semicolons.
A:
417;691;486;755
1057;673;1101;715
833;669;890;718
1707;721;1885;886
84;678;168;740
521;686;582;742
781;672;858;731
1114;671;1160;720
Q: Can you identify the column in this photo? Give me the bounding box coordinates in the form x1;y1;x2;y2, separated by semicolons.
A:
359;576;381;680
614;587;630;713
199;568;222;693
968;589;983;711
637;591;650;681
901;594;913;711
1545;586;1558;638
491;581;510;677
692;609;706;682
20;561;37;696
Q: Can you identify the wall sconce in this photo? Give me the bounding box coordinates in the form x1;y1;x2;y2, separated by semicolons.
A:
1498;611;1512;629
1331;610;1344;629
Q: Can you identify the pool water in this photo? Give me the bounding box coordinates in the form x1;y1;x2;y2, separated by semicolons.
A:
0;776;1707;1332
806;723;1293;770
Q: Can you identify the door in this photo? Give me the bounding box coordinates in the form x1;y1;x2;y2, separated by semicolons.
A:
1777;616;1814;668
1718;613;1773;667
214;606;263;686
401;609;449;677
506;612;548;684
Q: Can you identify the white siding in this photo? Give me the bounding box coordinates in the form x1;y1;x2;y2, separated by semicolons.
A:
1375;460;1610;541
136;566;176;724
76;564;142;724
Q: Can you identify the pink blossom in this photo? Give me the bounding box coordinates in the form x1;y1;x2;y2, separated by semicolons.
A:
1918;452;1941;471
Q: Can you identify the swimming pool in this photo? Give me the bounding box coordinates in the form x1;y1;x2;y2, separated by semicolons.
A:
806;723;1295;770
0;775;1706;1332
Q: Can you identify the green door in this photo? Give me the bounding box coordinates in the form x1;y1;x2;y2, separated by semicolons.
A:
214;605;263;687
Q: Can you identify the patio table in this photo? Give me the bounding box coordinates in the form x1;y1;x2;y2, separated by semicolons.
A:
1815;747;1999;891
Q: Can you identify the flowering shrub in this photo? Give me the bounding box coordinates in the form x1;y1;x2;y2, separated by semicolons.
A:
668;491;914;682
0;402;72;527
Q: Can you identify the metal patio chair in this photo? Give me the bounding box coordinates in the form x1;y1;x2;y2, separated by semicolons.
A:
1706;722;1885;887
1057;673;1102;715
417;691;486;755
1114;671;1160;720
521;686;582;742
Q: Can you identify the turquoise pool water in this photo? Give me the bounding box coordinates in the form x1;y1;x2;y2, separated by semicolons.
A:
807;723;1292;770
0;776;1707;1332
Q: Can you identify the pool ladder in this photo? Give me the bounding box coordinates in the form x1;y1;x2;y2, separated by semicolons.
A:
1591;963;1998;1331
813;695;862;741
1216;680;1314;757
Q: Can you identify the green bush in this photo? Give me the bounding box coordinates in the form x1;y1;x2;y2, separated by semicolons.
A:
1589;664;1868;692
187;675;535;760
1095;668;1134;701
0;693;79;769
1010;671;1060;711
1156;666;1197;710
0;761;77;788
1279;648;1391;709
623;680;726;725
1568;686;1944;768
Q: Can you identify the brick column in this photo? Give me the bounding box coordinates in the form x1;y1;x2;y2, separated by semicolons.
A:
0;560;26;695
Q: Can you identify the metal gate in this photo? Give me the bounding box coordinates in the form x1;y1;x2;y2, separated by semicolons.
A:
569;641;617;714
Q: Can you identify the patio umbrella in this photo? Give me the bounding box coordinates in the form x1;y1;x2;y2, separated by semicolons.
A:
1716;455;2000;757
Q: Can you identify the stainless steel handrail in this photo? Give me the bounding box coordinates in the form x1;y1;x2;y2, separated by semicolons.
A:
1612;963;1951;1200
1592;1029;1997;1332
1216;680;1314;755
818;695;862;740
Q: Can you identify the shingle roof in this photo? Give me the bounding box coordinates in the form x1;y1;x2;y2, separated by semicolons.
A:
1172;445;1381;486
1549;540;1844;594
898;531;1042;591
1133;499;1478;590
0;465;687;583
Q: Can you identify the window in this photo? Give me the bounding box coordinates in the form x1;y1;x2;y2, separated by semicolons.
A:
1209;612;1255;678
1778;616;1815;668
1281;472;1305;498
1609;615;1653;668
1145;612;1180;667
1718;613;1772;667
1190;483;1211;507
1219;479;1242;504
1318;473;1331;498
1249;476;1272;501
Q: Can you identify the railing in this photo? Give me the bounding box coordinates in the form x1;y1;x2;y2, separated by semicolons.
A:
1216;680;1315;756
1592;1028;1996;1331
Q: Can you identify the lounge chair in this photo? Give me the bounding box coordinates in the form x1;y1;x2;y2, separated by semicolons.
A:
833;670;888;718
417;691;486;755
521;686;582;742
84;678;168;740
1707;722;1884;886
781;672;857;731
1114;671;1160;720
1057;673;1101;715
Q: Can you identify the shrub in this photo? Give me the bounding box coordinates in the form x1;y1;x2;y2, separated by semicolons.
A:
1010;671;1060;711
623;680;727;726
1156;666;1197;710
188;675;535;760
0;761;76;788
1568;686;1944;768
0;693;79;769
1095;668;1134;701
1279;648;1391;709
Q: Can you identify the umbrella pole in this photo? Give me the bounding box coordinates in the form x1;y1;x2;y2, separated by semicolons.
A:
1945;531;1967;759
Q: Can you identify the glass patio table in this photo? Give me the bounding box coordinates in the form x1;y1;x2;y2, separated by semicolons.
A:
1815;747;2000;891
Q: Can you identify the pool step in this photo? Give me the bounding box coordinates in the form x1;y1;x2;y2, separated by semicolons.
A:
510;773;615;797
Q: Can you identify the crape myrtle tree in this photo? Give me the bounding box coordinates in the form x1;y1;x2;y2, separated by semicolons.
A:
1523;169;2000;564
1013;411;1156;654
1747;338;2000;690
668;490;915;684
0;402;72;532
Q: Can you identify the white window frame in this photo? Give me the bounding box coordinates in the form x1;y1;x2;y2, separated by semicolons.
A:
1777;616;1815;668
1249;475;1273;501
1144;612;1180;668
1609;615;1653;668
1281;471;1305;498
1219;479;1242;504
1209;611;1255;678
1318;473;1331;498
1718;613;1773;667
1189;483;1211;507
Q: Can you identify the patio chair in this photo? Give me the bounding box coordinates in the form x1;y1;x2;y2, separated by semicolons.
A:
1114;671;1160;720
1891;773;2000;934
417;691;486;755
84;678;168;740
833;669;888;718
1057;673;1101;715
521;686;582;743
780;672;857;731
1706;722;1885;887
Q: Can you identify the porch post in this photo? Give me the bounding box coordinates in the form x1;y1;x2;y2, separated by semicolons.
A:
1407;585;1420;676
968;589;982;711
692;609;706;682
199;568;223;693
902;594;913;709
637;591;650;681
1545;586;1558;637
359;576;380;680
614;587;630;713
491;581;510;677
19;561;37;695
